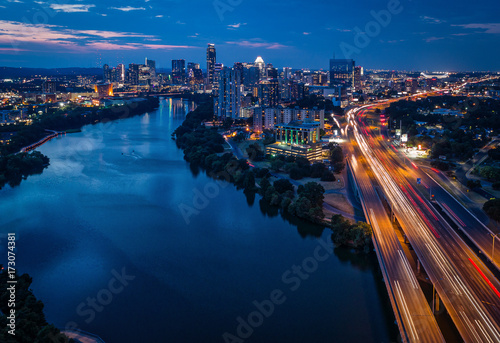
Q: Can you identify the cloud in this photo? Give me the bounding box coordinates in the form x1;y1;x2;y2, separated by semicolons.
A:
425;37;444;42
110;6;146;12
50;4;95;13
0;20;197;52
227;23;246;29
176;20;186;25
455;23;500;34
303;32;311;35
336;29;352;32
226;39;288;49
155;15;164;18
420;16;445;24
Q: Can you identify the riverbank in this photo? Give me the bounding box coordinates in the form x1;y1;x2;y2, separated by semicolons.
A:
0;97;160;190
173;99;373;251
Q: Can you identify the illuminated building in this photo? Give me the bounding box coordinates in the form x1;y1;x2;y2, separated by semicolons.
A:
266;120;322;161
329;56;355;87
172;59;186;84
94;83;113;98
216;66;242;119
206;44;216;87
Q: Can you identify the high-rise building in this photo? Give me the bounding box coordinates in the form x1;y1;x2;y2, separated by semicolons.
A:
172;59;186;84
103;64;111;83
127;64;140;85
254;56;266;80
354;66;363;91
146;58;156;82
258;79;280;107
216;67;242;119
283;67;292;80
206;44;216;87
187;63;203;85
42;80;57;94
329;56;355;87
267;67;278;79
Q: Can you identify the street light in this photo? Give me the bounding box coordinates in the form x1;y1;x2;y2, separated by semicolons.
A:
490;233;500;261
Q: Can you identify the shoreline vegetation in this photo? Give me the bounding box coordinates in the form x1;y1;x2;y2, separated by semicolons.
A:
0;267;75;342
0;97;160;190
173;96;372;251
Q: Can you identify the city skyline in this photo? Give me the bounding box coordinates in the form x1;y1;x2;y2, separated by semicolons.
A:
0;0;498;71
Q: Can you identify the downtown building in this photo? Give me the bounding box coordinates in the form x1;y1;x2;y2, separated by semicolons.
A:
206;44;216;88
253;106;325;133
215;66;243;119
265;120;323;162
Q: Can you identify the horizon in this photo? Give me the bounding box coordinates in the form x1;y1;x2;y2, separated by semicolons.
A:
0;0;499;71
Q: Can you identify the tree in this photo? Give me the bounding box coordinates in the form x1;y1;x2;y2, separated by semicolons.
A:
484;199;500;223
320;170;336;181
273;179;294;194
297;182;325;207
289;167;304;180
259;177;271;193
466;180;481;189
270;159;285;172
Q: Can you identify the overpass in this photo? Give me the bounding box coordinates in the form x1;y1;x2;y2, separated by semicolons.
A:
349;105;500;343
344;134;444;343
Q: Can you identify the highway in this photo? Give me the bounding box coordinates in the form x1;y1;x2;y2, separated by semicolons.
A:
349;104;500;343
344;130;444;342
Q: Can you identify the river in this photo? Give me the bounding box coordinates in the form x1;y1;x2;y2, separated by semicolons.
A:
0;98;397;343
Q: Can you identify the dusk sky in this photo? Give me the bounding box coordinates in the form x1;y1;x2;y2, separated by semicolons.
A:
0;0;499;71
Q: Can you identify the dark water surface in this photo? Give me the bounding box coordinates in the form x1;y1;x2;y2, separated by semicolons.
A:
0;98;398;343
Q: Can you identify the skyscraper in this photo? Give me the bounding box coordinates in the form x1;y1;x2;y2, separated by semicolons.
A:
216;66;243;119
146;58;156;82
103;64;111;83
127;64;140;85
354;66;363;91
329;56;355;87
172;59;186;84
206;44;216;87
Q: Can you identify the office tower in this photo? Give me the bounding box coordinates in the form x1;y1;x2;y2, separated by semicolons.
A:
329;55;355;87
216;67;242;119
172;59;186;84
103;64;111;83
267;67;278;79
206;43;216;87
253;107;263;133
243;65;260;89
254;56;265;80
42;80;57;94
283;67;292;80
127;64;140;85
187;63;203;85
233;62;244;84
354;66;363;91
146;58;156;81
290;81;306;101
258;79;280;107
117;64;126;83
139;64;152;86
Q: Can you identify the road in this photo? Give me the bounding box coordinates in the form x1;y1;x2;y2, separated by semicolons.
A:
344;130;444;342
351;105;500;343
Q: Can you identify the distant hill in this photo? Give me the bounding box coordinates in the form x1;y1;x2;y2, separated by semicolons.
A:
0;67;103;78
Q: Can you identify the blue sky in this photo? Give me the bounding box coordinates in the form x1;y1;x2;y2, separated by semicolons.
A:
0;0;499;71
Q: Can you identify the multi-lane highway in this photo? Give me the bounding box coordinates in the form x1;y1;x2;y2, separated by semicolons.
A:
348;104;500;343
344;131;444;343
